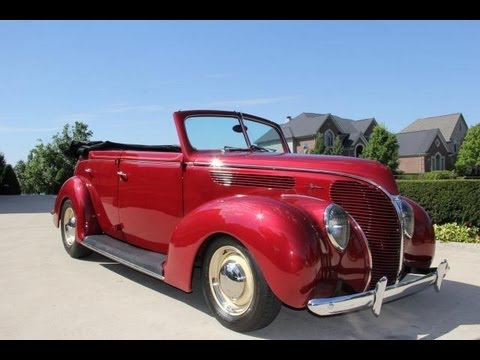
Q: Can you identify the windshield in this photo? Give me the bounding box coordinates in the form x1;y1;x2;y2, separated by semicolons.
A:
184;115;286;153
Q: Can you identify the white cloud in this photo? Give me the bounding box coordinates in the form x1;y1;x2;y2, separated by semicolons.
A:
208;96;296;107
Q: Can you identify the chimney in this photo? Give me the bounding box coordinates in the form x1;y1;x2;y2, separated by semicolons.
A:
284;116;292;123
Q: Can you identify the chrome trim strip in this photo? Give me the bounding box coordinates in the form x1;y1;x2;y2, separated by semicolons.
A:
80;241;165;281
120;159;182;165
238;112;252;149
308;259;449;317
280;194;326;201
392;196;405;281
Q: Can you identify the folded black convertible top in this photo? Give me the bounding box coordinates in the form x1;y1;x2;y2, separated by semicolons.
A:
66;141;181;158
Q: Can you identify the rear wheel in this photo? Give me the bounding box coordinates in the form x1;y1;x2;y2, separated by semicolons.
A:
60;199;92;259
201;236;281;332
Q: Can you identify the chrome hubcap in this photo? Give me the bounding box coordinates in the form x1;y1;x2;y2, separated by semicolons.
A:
63;207;76;246
209;245;255;316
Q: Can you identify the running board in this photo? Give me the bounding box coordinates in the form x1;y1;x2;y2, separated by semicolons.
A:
82;235;166;281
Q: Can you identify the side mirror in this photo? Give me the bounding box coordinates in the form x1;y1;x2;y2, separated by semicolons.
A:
232;124;247;133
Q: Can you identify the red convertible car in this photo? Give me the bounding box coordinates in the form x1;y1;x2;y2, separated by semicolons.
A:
52;110;449;332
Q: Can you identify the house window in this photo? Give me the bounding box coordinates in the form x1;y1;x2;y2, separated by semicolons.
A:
435;139;440;148
324;130;334;147
355;144;364;157
431;152;445;171
453;140;458;153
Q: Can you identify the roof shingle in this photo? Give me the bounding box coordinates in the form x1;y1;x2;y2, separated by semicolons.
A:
400;113;462;141
396;129;445;156
282;112;329;138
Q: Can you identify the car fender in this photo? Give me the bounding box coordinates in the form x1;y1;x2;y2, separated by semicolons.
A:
52;176;100;240
403;196;435;270
163;194;327;308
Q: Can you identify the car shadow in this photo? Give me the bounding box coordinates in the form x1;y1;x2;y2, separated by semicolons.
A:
252;279;480;340
92;254;480;339
0;195;56;214
99;262;210;315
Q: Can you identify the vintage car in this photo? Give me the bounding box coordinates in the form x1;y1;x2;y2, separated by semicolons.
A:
52;110;449;332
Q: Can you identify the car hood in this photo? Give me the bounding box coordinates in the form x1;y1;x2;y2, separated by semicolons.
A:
193;152;399;195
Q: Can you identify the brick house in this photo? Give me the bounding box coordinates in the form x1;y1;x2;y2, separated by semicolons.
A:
396;129;451;173
397;113;468;173
257;112;377;156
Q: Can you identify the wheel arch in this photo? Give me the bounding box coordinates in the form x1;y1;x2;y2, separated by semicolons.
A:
193;232;231;267
53;176;100;240
163;195;324;308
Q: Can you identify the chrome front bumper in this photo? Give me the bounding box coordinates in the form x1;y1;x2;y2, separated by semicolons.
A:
308;259;449;317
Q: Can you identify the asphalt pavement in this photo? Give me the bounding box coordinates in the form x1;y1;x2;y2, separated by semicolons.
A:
0;195;478;339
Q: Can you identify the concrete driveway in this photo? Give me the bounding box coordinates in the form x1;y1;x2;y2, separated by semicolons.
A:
0;195;479;339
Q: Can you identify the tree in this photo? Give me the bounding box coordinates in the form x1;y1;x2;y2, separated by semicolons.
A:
0;152;6;183
455;124;480;176
14;160;27;194
361;124;399;172
309;132;344;155
329;135;344;155
18;122;93;194
0;164;21;195
309;132;326;154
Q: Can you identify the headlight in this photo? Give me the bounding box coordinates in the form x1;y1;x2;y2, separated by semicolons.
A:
399;199;414;238
324;204;350;251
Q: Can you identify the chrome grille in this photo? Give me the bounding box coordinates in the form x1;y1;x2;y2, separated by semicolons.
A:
330;180;401;289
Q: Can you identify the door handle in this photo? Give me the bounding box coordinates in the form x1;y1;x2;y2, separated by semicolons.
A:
117;171;128;181
85;168;93;178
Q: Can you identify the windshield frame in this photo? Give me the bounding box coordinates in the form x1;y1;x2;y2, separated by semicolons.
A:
175;110;290;159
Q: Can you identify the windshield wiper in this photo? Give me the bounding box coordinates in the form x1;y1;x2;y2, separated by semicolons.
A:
224;145;276;153
224;146;250;152
250;144;276;153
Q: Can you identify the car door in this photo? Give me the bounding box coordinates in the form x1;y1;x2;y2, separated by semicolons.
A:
117;150;183;253
84;150;124;240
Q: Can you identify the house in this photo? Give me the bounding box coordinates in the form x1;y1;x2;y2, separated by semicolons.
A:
400;113;468;156
257;112;378;156
397;113;469;173
396;129;451;173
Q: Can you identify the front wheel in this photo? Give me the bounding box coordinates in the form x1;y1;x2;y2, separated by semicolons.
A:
60;199;92;259
202;236;281;332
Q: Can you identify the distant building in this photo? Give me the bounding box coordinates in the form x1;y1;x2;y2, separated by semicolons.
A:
257;112;377;156
396;129;451;173
397;113;468;173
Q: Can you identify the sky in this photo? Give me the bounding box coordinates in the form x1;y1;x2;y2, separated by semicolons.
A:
1;20;479;165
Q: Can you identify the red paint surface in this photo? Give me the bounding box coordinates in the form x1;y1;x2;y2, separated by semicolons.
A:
403;197;435;270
